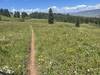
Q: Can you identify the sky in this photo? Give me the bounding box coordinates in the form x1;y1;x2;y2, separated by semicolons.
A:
0;0;100;13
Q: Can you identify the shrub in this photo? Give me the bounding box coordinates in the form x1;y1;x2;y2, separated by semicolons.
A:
19;18;25;22
0;16;1;21
75;18;80;27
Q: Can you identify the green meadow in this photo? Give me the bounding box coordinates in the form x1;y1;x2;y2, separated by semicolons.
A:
0;18;100;75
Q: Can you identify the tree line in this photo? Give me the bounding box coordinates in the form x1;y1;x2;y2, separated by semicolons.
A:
0;8;100;26
0;8;28;18
0;8;11;17
29;11;100;25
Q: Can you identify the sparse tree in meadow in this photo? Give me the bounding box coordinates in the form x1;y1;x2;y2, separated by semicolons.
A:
96;21;100;27
14;11;20;18
19;18;25;22
10;12;13;17
98;21;100;27
48;8;54;24
20;12;28;22
75;18;80;27
21;12;28;19
95;20;98;25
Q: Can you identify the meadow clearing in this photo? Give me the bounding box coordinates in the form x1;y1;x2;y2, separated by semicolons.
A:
0;20;31;75
0;19;100;75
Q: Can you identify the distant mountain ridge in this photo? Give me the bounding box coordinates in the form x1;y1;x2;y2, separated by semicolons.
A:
72;9;100;17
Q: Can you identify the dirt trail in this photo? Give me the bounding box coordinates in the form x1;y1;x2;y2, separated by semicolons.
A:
27;30;37;75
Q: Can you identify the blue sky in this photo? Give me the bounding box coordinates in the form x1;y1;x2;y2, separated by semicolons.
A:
0;0;100;9
0;0;100;13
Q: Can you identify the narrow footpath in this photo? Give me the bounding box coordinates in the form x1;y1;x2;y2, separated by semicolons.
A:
27;30;37;75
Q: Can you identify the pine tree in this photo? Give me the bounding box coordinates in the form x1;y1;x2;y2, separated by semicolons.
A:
14;11;20;18
3;9;11;17
75;18;80;27
21;12;28;19
0;8;10;17
48;8;54;24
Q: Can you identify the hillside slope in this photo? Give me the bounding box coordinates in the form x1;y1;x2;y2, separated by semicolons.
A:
72;9;100;17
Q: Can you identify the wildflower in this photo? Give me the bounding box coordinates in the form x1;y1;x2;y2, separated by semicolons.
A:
0;66;14;74
74;71;77;74
18;65;21;68
49;61;52;65
87;69;90;72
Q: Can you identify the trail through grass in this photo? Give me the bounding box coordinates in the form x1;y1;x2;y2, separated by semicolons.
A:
0;19;100;75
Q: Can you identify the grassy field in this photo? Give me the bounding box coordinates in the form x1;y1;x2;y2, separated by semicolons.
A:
0;19;100;75
0;21;31;75
32;21;100;75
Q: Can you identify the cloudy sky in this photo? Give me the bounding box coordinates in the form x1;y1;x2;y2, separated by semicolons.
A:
0;0;100;13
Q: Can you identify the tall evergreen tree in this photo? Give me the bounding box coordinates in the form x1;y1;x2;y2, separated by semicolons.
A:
3;9;10;17
0;9;3;15
0;8;10;17
48;8;54;24
14;11;20;18
21;12;28;19
75;18;80;27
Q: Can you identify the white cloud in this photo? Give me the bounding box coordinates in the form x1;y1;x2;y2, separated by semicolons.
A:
11;8;41;14
10;4;100;14
64;5;87;10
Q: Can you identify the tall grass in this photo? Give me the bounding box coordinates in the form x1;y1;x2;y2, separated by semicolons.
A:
0;21;31;75
33;22;100;75
0;19;100;75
